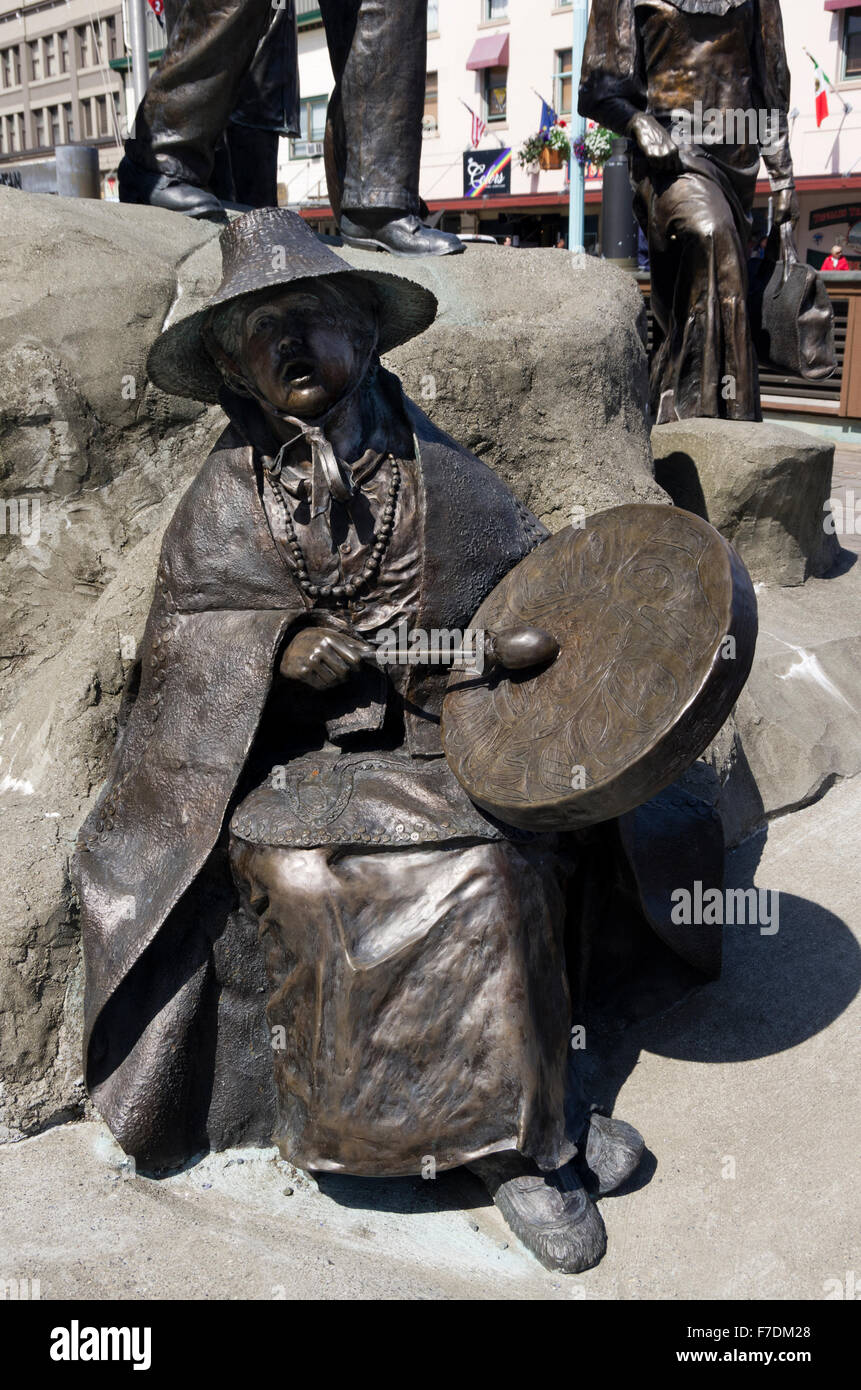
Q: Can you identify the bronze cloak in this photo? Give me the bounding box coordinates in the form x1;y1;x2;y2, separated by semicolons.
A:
73;398;550;1166
74;395;724;1168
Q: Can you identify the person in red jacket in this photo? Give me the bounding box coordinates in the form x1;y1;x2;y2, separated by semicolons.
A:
823;245;850;272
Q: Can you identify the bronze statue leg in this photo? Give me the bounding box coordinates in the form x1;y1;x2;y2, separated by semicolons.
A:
319;0;462;253
125;0;273;187
645;167;761;423
319;0;427;221
225;124;280;207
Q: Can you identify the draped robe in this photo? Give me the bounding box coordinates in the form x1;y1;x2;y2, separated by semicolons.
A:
74;390;725;1170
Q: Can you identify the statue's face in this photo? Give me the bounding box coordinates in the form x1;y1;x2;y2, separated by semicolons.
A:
239;282;373;419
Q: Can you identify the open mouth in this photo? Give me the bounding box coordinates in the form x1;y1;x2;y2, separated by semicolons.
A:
282;358;316;388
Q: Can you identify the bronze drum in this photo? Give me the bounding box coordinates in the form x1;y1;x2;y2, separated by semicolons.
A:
441;504;757;831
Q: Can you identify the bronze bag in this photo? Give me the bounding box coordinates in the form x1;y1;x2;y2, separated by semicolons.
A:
749;222;836;380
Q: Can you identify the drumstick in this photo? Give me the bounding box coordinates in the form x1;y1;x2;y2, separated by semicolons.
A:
359;625;559;673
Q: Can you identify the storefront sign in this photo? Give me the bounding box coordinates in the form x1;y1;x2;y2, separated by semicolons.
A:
463;148;512;199
809;202;861;230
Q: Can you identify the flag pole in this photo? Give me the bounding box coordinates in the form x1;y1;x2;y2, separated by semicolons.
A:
531;87;555;111
458;96;504;149
129;0;150;117
569;0;588;254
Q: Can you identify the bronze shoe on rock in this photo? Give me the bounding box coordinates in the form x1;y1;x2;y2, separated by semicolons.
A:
118;156;227;223
339;211;464;257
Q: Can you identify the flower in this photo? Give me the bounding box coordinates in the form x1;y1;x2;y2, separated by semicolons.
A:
572;125;615;169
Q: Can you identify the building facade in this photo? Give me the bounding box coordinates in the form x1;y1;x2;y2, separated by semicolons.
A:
289;0;861;262
0;0;858;253
0;0;163;193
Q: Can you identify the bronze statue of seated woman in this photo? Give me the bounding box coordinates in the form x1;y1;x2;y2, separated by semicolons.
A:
74;208;753;1273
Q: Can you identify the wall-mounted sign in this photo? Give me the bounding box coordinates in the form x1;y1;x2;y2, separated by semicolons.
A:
463;147;512;199
809;202;861;230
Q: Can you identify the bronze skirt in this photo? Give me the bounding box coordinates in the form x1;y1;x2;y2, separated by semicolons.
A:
230;835;576;1177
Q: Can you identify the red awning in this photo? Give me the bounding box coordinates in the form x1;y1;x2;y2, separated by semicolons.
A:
466;33;509;71
825;1;858;11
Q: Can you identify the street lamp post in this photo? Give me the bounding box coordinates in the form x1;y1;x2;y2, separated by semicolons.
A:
568;0;589;253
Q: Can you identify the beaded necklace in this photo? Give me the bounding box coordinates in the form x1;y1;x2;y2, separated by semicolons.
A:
270;456;401;602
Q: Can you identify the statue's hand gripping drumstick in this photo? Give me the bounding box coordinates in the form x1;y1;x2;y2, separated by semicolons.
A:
281;625;559;690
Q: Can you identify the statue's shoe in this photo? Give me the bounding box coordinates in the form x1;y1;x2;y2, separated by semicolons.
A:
118;156;227;223
575;1112;645;1196
340;212;464;257
469;1155;607;1274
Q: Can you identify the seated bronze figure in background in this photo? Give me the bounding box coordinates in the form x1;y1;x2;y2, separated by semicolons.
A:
579;0;799;423
74;209;753;1274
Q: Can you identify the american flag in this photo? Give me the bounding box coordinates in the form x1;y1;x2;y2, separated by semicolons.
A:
470;108;487;149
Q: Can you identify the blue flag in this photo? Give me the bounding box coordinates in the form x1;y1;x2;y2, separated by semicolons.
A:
539;100;558;134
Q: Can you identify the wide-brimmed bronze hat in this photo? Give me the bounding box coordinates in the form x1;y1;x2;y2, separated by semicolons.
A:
147;206;439;403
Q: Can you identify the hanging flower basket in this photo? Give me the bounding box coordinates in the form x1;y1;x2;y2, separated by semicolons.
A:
573;124;616;170
518;121;570;170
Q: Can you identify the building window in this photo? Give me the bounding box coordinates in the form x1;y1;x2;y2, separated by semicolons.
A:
484;65;507;123
291;93;327;157
33;108;46;148
485;0;508;20
49;104;62;146
63;101;74;140
554;47;573;116
104;16;118;62
29;39;42;82
423;70;438;134
81;99;93;139
44;35;57;78
76;25;90;69
1;47;20;89
427;0;439;31
60;31;70;74
96;94;108;136
844;8;861;80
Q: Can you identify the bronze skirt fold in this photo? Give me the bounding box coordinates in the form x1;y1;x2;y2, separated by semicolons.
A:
230;836;576;1177
636;143;761;423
